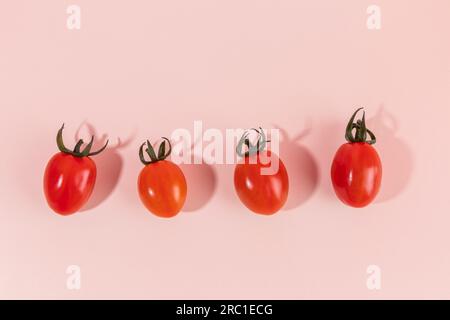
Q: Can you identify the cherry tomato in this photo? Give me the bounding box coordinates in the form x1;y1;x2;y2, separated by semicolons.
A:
331;108;382;208
234;128;289;215
43;125;108;215
137;139;187;218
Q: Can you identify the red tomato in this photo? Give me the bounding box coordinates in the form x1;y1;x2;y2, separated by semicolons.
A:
44;153;97;215
331;143;382;207
137;139;187;218
234;129;289;215
331;108;382;208
43;124;108;215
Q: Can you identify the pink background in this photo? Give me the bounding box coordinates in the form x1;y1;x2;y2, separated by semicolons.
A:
1;0;449;299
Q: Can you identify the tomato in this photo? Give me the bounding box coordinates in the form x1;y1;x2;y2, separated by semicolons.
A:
43;124;108;215
44;153;96;215
137;139;187;218
234;128;289;215
331;108;382;208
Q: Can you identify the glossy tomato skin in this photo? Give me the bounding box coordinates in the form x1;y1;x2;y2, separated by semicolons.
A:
138;160;187;218
331;142;382;208
43;153;97;215
234;150;289;215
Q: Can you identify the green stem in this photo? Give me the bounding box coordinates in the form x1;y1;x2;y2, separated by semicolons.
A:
139;138;172;165
56;124;109;157
236;127;269;157
345;108;376;145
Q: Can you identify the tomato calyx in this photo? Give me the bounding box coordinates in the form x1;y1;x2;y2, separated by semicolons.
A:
345;108;376;145
139;138;172;165
236;127;270;157
56;124;109;157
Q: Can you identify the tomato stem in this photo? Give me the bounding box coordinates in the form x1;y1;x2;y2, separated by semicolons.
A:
345;108;376;145
139;138;172;165
236;127;270;157
56;124;109;157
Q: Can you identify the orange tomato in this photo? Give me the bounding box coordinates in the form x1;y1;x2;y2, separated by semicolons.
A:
137;139;187;218
138;160;187;218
